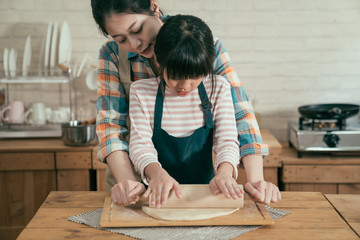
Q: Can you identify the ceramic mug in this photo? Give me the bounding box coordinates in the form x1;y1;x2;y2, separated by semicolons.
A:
25;102;47;125
0;101;25;123
50;109;68;123
57;107;71;121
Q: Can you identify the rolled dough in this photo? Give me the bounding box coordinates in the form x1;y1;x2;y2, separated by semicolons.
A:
142;207;239;221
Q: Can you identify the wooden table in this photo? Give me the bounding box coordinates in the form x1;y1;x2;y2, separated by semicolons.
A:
16;191;359;240
326;194;360;237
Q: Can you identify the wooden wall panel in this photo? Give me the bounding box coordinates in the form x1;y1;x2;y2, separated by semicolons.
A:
284;183;337;194
338;184;360;194
96;170;106;191
57;170;89;191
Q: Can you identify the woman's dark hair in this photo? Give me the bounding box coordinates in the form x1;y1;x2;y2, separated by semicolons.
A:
91;0;160;36
154;15;215;83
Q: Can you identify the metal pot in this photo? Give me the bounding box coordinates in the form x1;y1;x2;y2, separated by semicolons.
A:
298;103;360;119
61;122;98;146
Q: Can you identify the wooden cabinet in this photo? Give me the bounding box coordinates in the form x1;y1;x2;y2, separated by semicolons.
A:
0;139;96;240
0;152;56;239
92;147;106;191
56;152;92;191
281;145;360;194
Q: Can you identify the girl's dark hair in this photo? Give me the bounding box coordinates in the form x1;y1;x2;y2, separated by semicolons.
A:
154;15;215;82
91;0;160;36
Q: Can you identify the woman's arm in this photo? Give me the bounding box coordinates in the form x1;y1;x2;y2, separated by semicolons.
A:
96;41;146;205
213;38;269;158
96;40;130;162
213;39;281;203
242;154;281;204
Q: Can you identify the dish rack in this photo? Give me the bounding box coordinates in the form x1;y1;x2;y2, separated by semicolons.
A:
0;71;74;138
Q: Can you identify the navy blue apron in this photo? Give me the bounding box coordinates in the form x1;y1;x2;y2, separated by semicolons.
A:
151;79;214;184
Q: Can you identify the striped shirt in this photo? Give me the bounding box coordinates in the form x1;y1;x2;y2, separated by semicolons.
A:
96;36;269;163
129;76;240;180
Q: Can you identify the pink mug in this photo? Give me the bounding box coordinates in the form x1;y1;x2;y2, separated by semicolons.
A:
0;101;25;124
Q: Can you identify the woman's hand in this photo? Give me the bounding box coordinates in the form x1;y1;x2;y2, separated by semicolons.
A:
210;162;244;199
143;163;182;208
111;180;146;206
245;181;281;204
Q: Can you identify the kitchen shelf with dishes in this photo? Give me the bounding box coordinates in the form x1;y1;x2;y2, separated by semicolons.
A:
0;75;69;84
0;71;73;138
1;20;74;138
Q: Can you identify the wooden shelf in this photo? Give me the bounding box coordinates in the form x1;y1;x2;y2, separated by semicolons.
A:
0;76;68;84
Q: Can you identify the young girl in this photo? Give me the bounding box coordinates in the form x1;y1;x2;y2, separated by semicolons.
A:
91;0;280;206
129;15;243;208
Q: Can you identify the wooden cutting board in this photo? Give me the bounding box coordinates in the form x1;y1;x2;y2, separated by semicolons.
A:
100;188;274;227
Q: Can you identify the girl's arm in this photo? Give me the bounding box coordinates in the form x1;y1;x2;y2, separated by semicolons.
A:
210;77;243;199
129;82;181;207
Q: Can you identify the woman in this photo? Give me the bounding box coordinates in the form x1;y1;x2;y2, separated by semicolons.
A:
91;0;281;206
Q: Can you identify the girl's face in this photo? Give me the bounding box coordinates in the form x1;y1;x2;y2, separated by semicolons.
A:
105;13;163;59
164;72;204;97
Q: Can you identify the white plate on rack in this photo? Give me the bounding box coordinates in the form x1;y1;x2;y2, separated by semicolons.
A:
9;48;17;78
50;22;58;76
85;68;98;90
3;48;9;78
38;37;45;76
44;22;53;76
22;35;32;77
58;21;72;66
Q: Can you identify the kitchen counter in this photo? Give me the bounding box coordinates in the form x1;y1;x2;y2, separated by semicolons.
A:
16;191;359;240
326;194;360;237
0;138;97;152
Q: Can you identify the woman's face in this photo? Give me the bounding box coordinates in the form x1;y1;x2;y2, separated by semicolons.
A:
105;13;163;58
164;72;204;97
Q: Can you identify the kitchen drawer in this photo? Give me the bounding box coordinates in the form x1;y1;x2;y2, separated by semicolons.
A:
0;153;54;170
55;152;91;169
283;165;360;183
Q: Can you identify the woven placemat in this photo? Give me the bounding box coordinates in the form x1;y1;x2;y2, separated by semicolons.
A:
68;206;290;240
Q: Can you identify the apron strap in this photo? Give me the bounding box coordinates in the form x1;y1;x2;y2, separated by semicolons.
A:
154;79;165;128
198;81;213;129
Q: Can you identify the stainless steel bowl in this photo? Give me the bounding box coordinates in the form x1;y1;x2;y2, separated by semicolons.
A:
61;122;98;146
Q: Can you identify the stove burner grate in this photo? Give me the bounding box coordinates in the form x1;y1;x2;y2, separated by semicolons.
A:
299;117;346;131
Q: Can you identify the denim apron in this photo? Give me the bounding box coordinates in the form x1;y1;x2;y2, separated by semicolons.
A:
151;79;214;184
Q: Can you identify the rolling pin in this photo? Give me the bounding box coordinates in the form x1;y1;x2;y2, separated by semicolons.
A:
149;184;244;208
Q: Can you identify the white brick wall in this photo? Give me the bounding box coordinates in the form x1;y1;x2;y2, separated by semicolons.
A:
1;0;360;141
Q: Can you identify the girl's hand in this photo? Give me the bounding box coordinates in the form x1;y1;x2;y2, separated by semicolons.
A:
245;181;281;205
210;163;244;199
111;180;146;206
143;167;182;208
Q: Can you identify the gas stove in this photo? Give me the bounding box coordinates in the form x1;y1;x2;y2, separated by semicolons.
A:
288;117;360;158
